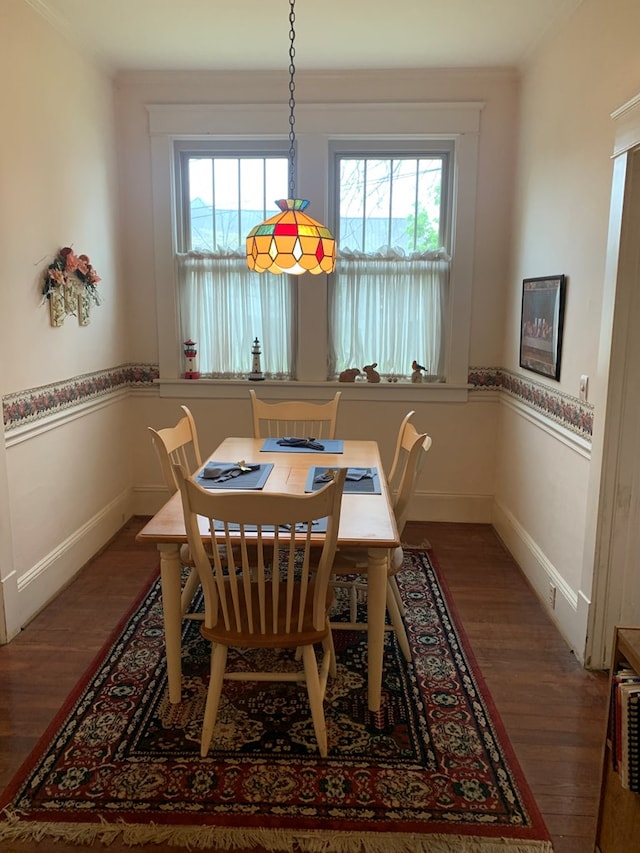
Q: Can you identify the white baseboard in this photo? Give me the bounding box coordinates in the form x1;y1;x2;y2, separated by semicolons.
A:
492;499;589;661
3;489;133;642
0;572;18;643
20;484;587;664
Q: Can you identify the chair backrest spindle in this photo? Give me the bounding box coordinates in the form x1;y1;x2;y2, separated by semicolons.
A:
174;466;347;642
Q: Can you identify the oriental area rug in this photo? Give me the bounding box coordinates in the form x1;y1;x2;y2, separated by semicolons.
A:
0;552;552;852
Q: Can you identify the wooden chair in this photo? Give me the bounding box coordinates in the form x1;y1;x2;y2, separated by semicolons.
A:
173;465;347;758
330;411;432;661
249;389;342;439
148;405;206;619
149;405;202;494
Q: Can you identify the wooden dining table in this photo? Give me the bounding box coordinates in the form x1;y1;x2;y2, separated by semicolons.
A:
136;435;400;712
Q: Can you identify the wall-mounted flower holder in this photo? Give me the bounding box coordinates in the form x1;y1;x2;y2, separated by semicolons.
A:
49;287;66;327
42;246;101;327
78;291;91;326
64;282;78;316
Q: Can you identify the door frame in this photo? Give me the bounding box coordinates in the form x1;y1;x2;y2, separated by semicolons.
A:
584;92;640;669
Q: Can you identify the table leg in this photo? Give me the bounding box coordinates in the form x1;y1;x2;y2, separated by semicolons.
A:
158;543;183;704
366;548;388;712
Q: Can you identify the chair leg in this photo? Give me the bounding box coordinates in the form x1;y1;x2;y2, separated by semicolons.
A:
301;644;328;757
323;627;337;680
386;582;411;662
181;567;201;616
388;574;406;617
349;582;359;622
201;643;228;757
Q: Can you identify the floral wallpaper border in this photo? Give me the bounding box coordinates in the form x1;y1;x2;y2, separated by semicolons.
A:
468;366;594;440
3;364;593;441
2;364;159;431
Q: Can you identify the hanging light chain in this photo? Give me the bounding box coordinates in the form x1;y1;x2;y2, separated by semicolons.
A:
287;0;296;199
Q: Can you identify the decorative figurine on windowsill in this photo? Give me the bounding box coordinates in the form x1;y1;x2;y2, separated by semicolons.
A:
249;337;265;381
363;363;381;383
411;360;426;383
339;368;361;382
183;339;200;379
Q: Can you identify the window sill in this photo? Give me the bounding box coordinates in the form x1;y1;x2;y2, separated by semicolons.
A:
156;377;470;403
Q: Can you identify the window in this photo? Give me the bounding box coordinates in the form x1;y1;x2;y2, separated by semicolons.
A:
330;147;452;378
337;154;449;254
179;152;288;252
175;145;295;378
149;101;481;392
175;143;452;381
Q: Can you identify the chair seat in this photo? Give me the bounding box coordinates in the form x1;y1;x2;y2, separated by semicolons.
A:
202;580;332;648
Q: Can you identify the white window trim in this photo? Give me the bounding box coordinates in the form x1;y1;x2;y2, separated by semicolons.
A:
147;100;483;399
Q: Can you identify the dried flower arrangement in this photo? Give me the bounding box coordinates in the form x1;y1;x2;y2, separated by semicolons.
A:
43;246;101;306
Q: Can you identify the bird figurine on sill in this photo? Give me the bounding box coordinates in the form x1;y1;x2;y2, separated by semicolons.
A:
411;360;426;383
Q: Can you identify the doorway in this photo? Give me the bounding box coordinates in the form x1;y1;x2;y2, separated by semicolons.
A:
585;93;640;669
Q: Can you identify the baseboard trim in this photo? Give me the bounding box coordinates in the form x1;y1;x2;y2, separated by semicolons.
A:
5;485;591;666
3;489;133;641
492;499;588;660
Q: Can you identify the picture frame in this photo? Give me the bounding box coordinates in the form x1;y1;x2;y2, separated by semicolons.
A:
519;274;566;380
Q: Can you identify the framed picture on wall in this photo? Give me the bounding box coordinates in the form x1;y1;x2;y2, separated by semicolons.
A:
519;274;566;380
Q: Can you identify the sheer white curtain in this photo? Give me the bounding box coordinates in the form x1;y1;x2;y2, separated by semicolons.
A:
329;249;451;379
176;252;295;378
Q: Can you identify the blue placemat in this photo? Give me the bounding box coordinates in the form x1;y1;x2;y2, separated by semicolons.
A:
261;438;344;453
196;462;273;490
212;518;329;533
305;466;381;494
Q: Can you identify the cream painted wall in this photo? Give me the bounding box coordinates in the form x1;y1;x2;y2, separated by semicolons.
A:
1;1;125;393
116;68;515;520
4;0;630;664
0;1;130;639
495;407;589;594
116;68;519;369
496;0;640;657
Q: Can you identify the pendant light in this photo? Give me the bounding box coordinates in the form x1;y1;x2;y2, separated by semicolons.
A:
246;0;336;275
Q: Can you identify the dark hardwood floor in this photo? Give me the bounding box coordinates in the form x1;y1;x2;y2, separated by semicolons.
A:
412;522;609;853
0;518;608;852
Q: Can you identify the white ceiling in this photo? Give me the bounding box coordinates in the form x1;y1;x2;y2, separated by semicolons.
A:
29;0;582;74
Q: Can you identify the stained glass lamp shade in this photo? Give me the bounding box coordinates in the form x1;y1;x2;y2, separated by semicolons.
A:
246;198;336;275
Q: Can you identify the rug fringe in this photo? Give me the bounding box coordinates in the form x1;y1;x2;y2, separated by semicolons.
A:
0;810;553;852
